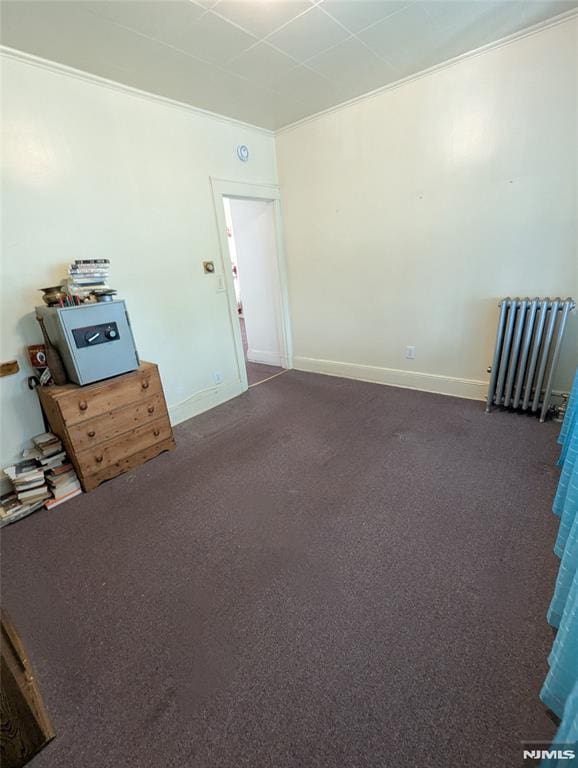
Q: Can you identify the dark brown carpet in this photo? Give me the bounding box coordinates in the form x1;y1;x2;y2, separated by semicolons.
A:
0;371;561;768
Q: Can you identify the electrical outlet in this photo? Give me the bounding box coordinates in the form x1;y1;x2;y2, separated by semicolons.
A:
213;371;223;384
405;345;416;360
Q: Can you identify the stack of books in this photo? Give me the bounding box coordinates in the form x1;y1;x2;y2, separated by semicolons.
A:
45;463;82;508
3;459;51;509
0;491;45;527
28;432;67;467
1;432;83;526
65;259;111;298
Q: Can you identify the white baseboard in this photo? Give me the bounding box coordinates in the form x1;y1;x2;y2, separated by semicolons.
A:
247;348;284;367
293;356;487;401
168;380;244;426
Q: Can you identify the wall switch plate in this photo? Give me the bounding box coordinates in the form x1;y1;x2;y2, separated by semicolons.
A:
213;371;223;384
216;275;226;292
406;345;416;360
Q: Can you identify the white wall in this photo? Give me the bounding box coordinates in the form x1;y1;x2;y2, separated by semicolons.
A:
0;52;277;468
276;19;578;400
2;18;577;473
229;198;283;367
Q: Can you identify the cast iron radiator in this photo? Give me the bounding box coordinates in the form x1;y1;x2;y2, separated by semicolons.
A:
485;297;575;421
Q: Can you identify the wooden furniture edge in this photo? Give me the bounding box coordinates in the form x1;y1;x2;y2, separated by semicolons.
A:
39;362;157;400
80;437;176;492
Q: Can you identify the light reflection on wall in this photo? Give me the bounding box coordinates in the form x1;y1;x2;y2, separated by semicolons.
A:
450;108;496;166
2;123;62;188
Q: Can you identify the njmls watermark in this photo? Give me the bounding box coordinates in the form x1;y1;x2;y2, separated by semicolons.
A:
522;742;578;764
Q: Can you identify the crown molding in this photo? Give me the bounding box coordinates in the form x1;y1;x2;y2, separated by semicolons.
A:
0;45;275;137
275;8;578;135
1;7;576;138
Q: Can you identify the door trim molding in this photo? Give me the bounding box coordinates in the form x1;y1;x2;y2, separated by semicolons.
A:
210;178;293;393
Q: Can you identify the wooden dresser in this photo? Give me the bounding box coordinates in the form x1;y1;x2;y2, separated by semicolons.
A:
38;362;175;492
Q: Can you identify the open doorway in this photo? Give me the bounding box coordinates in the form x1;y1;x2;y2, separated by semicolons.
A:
212;179;292;391
223;197;285;386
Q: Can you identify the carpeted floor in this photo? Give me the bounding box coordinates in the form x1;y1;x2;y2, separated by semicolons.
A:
1;371;562;768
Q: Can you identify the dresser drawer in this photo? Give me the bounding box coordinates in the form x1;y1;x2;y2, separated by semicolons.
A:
66;394;167;451
75;416;172;477
57;365;162;426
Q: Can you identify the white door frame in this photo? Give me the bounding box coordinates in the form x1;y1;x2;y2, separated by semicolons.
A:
210;177;293;392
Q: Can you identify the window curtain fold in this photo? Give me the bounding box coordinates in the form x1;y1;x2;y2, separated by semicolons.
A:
557;370;578;468
540;368;578;762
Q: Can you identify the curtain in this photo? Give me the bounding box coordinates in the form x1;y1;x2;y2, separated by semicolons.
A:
540;369;578;764
557;369;578;468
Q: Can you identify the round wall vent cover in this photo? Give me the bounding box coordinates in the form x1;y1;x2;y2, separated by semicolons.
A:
237;145;249;162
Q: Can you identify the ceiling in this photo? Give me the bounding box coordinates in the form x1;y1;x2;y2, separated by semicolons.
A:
1;0;576;130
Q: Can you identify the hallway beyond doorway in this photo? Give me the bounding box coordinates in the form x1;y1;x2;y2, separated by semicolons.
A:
239;317;285;386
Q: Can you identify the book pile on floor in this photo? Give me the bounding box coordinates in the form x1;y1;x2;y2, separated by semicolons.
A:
64;258;113;299
1;460;49;526
45;462;82;509
27;432;68;468
0;432;82;527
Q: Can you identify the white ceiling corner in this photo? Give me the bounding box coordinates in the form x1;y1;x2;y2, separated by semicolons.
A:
0;0;576;130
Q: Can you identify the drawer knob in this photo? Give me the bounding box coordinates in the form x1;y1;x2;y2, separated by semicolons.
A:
147;405;155;414
87;430;96;438
79;400;88;411
141;380;150;390
95;455;104;463
153;428;160;437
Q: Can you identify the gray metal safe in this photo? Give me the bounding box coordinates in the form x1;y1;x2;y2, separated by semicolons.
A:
36;300;140;385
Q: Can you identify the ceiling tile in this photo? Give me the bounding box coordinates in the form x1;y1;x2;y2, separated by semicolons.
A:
419;1;539;64
385;27;464;76
271;96;327;128
268;6;350;62
375;1;546;78
419;0;578;47
85;1;205;44
321;0;412;33
270;64;330;94
213;0;313;38
179;10;258;65
419;0;494;28
357;4;432;60
520;0;578;26
2;0;577;130
131;46;240;112
307;37;398;91
269;92;315;130
270;65;344;116
1;0;251;117
229;42;298;87
0;1;143;75
201;70;275;126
